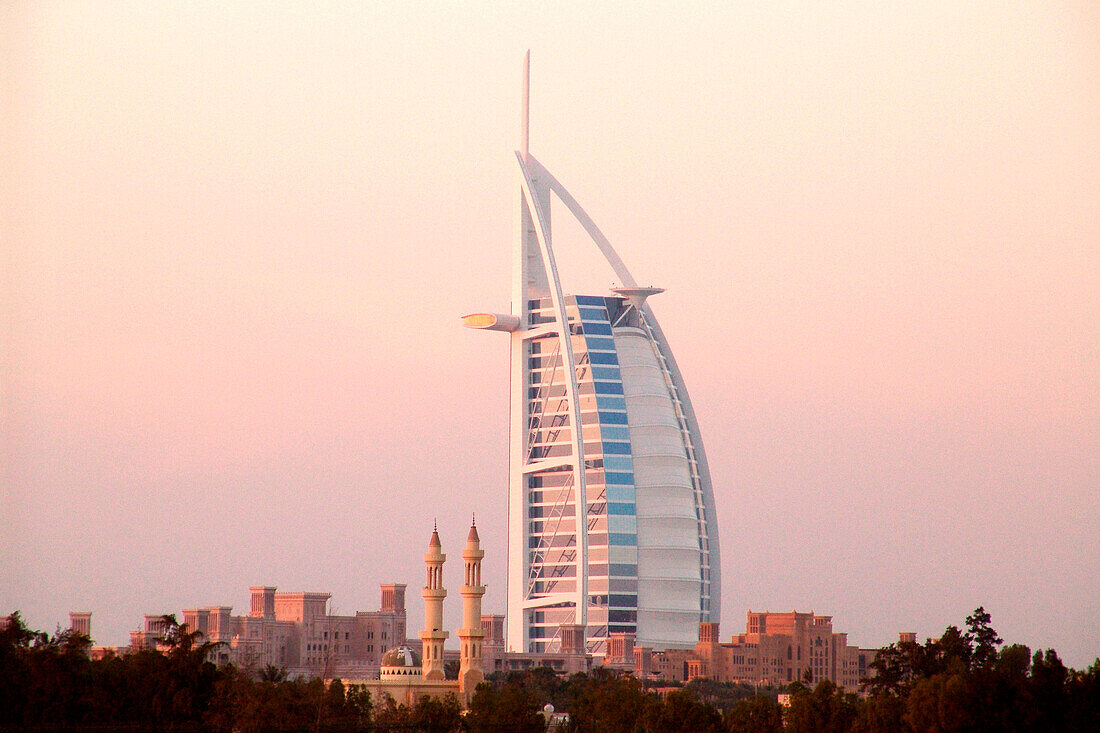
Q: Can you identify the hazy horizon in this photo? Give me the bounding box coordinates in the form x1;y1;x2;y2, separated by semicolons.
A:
3;2;1098;667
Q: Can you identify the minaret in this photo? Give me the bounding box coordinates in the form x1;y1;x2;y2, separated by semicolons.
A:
420;523;448;680
458;517;486;696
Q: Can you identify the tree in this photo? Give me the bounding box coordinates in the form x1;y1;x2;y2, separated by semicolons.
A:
933;625;972;675
784;680;858;733
259;664;289;683
851;692;906;733
466;681;546;733
562;669;650;733
344;683;373;727
0;612;36;649
502;665;566;710
904;671;974;733
409;693;463;733
724;695;783;733
1065;658;1100;733
964;607;1002;672
644;688;723;733
0;613;93;728
371;693;463;733
1030;649;1068;731
986;644;1034;731
863;634;930;696
370;692;407;730
685;678;766;714
153;614;224;725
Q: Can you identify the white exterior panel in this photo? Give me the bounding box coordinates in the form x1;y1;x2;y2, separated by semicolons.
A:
615;329;705;648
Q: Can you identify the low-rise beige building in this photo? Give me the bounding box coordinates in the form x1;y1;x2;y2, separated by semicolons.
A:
632;611;866;691
108;584;407;678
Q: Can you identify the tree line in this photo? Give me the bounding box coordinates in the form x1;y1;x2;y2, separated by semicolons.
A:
1;607;1096;731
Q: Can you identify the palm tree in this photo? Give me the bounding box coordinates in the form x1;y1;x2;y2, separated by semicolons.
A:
259;664;289;684
157;614;225;664
152;615;228;724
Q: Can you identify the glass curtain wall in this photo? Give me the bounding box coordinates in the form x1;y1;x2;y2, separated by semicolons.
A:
525;294;639;653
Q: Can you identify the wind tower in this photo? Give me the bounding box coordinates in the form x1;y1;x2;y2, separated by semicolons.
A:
420;524;448;680
458;517;486;696
463;54;722;655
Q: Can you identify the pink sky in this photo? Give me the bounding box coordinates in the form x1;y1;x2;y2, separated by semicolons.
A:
3;2;1098;667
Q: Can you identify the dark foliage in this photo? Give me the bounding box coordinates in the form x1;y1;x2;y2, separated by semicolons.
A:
724;695;784;733
686;677;786;713
466;681;546;733
1;608;1096;732
785;680;859;733
861;608;1100;733
371;692;464;732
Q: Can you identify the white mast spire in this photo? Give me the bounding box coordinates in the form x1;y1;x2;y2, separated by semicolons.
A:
521;50;530;163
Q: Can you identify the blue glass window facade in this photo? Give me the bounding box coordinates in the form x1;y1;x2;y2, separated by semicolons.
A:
523;295;639;652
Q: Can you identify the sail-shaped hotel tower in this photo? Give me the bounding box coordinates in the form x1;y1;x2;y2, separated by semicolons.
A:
464;55;720;654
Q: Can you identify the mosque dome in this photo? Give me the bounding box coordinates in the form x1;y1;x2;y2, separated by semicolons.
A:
379;645;422;679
